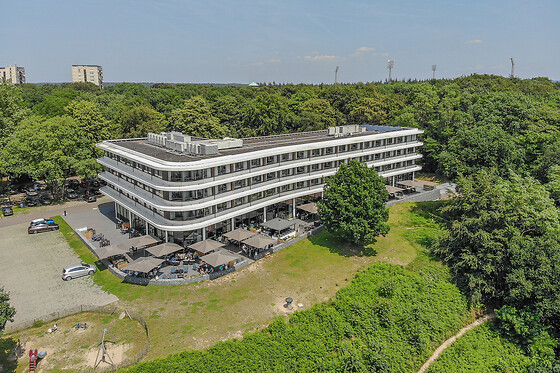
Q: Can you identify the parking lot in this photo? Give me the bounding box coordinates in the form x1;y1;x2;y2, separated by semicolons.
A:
0;221;118;331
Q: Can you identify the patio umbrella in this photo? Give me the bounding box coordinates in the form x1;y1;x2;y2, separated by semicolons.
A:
95;244;129;259
242;234;277;249
260;218;296;232
121;257;164;273
146;242;184;258
297;202;318;214
127;234;160;249
188;239;224;254
201;250;240;268
223;228;257;242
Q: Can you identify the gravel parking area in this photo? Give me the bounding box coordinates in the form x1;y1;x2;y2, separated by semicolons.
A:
0;222;118;331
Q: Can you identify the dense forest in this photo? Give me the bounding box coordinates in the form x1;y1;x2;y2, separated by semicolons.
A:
1;75;559;189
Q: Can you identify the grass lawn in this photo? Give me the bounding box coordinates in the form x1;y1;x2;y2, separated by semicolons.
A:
33;202;442;361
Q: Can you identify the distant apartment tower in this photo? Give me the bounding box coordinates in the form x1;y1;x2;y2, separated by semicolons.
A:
72;64;103;88
0;65;26;84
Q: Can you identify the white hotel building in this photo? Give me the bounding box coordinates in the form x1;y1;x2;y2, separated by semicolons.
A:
96;125;423;246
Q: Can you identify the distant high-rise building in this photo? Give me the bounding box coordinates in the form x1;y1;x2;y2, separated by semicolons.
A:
72;64;103;88
0;65;26;84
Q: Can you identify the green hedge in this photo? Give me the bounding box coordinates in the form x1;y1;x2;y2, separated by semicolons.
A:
122;262;471;373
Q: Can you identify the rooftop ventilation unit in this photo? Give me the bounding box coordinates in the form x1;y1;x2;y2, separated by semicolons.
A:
146;132;242;155
327;125;366;137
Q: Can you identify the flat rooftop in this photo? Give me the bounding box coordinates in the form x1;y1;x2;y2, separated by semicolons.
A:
103;126;414;163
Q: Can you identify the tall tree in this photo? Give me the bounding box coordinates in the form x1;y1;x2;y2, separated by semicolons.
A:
318;159;389;245
117;105;167;138
433;171;560;329
169;96;228;138
65;100;117;142
0;287;16;337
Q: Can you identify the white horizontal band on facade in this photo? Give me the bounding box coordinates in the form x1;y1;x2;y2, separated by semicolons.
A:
96;128;422;172
97;142;423;192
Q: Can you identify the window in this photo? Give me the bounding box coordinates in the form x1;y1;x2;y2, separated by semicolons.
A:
266;172;276;180
251;158;262;168
296;181;307;189
266;156;277;164
171;191;183;201
350;144;358;151
217;165;229;175
311;164;321;171
311;149;322;157
296;166;306;174
235;162;245;172
296;151;306;159
281;184;293;192
338;145;347;153
281;153;292;162
325;147;334;155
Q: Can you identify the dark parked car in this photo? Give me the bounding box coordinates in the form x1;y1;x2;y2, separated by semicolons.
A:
25;198;38;207
40;196;52;205
92;189;103;196
70;179;81;188
2;206;13;216
83;194;97;203
66;188;78;199
28;223;59;234
62;263;97;281
26;189;39;197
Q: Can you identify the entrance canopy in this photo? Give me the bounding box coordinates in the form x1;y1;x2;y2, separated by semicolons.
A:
297;202;318;214
188;239;224;254
397;180;424;189
95;244;129;259
223;228;257;242
121;257;164;273
201;250;240;268
385;185;404;194
127;235;160;249
146;242;183;258
261;218;296;232
242;234;276;249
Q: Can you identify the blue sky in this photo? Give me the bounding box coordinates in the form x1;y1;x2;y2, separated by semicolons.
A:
1;0;558;83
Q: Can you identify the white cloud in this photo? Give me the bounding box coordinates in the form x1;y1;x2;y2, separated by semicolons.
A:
351;46;375;57
356;46;374;53
466;39;483;44
249;58;281;67
304;55;339;62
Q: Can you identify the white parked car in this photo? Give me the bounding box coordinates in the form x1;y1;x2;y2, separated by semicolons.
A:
62;263;97;281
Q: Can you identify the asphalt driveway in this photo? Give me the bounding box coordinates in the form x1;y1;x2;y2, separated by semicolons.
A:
0;222;118;331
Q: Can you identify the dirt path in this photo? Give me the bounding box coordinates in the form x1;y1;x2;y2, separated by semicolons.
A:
417;313;496;373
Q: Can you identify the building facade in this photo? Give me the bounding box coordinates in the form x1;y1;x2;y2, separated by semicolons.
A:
71;65;103;88
96;125;423;246
0;65;26;84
